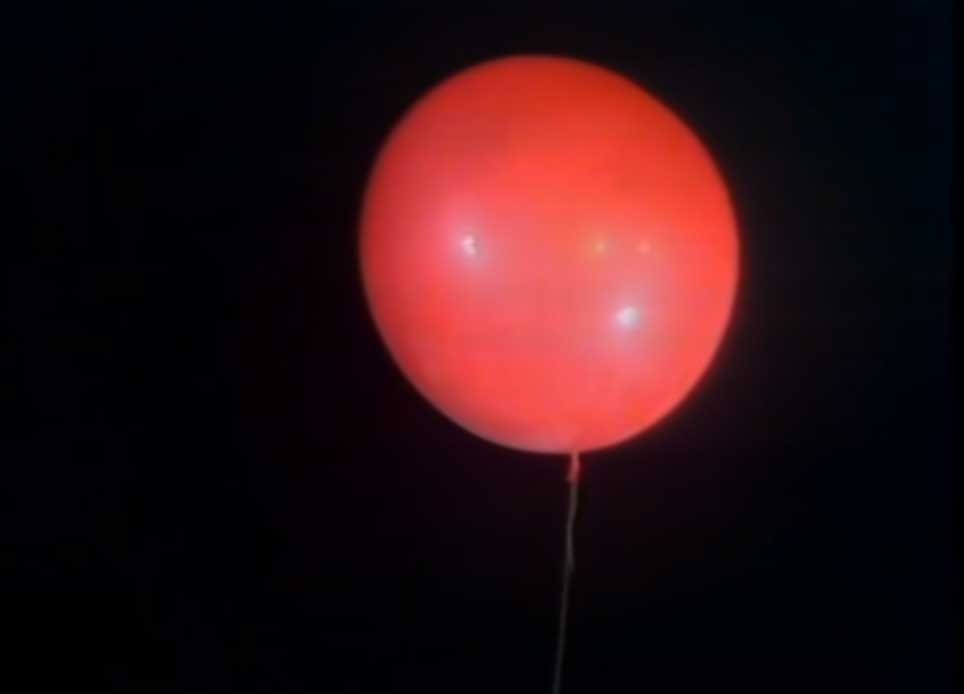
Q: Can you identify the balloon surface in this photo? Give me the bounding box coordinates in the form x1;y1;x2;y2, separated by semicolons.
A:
360;55;739;454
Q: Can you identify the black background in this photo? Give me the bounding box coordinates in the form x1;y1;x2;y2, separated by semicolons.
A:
10;2;956;692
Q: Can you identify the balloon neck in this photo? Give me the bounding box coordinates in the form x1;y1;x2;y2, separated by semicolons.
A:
567;451;581;484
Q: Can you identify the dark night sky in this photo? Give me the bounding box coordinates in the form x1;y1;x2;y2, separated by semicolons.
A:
9;2;956;692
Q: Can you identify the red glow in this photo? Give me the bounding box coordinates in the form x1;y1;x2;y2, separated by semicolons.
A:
360;55;739;454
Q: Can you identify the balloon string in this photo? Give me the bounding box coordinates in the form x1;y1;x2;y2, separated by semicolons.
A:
552;450;581;694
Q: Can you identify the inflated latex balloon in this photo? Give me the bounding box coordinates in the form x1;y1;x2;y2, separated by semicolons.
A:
360;55;739;454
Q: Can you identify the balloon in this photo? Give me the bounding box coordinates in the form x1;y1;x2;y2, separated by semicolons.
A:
359;55;739;454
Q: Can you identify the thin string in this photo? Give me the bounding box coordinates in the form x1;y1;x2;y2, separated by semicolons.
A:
552;450;581;694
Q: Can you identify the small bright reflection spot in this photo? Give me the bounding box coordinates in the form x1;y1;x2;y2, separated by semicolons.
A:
615;305;641;329
461;234;479;257
636;240;652;254
592;238;609;255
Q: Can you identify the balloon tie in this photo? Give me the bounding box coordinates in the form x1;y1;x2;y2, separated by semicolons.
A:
552;450;581;694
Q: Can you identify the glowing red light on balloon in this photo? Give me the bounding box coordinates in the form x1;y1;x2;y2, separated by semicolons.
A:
360;55;739;454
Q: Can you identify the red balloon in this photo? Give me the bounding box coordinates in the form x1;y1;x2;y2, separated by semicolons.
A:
360;56;739;454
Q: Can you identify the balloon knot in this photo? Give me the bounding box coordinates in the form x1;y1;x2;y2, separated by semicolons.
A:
567;451;581;484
